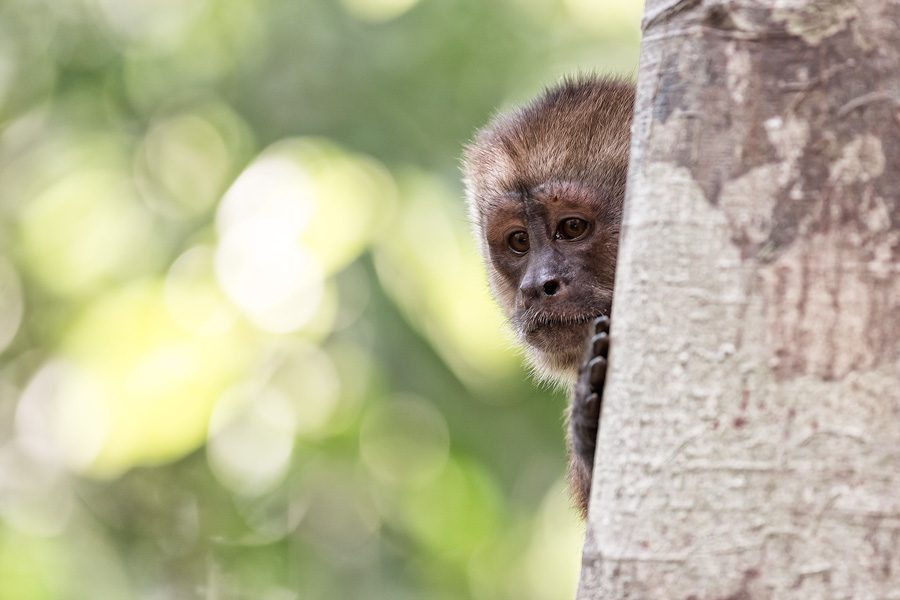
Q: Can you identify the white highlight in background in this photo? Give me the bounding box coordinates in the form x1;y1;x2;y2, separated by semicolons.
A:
165;245;238;336
15;361;110;472
215;155;325;333
207;385;298;496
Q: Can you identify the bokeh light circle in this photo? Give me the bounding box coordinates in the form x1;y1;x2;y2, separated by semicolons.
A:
263;342;342;438
165;245;238;336
359;395;449;486
207;384;298;496
15;361;111;471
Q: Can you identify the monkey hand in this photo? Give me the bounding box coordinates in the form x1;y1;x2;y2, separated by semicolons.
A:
570;315;610;474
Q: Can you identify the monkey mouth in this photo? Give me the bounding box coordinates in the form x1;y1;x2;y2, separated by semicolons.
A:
520;311;597;347
521;305;606;331
526;313;595;330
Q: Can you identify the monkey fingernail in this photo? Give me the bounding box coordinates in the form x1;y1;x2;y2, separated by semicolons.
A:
592;332;609;357
588;356;607;387
594;315;610;334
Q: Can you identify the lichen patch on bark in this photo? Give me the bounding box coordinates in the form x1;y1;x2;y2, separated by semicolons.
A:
772;0;858;45
725;43;752;106
719;164;781;251
829;134;885;185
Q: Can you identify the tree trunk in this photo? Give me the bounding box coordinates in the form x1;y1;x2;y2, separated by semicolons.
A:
578;1;900;598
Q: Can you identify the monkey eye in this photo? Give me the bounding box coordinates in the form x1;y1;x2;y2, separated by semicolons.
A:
507;230;529;253
557;218;590;240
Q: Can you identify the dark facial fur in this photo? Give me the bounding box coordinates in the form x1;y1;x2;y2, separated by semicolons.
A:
463;76;634;383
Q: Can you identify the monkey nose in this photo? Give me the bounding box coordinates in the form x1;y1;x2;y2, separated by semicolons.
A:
521;278;565;306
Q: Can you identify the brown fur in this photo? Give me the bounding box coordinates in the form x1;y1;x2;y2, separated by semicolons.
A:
462;75;635;515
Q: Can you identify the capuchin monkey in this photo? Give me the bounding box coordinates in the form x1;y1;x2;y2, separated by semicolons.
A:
462;76;634;517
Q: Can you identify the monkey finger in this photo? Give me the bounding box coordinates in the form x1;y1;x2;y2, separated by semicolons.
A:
588;356;607;388
591;332;609;358
594;315;610;335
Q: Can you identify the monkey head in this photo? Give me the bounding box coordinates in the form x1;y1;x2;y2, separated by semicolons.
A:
463;77;634;382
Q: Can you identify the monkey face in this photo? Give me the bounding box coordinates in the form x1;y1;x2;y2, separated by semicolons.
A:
463;76;633;380
482;180;618;377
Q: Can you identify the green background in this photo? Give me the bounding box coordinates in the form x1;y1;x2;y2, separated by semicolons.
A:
0;0;640;597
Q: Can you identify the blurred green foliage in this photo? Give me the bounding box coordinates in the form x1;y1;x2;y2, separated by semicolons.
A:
0;0;639;597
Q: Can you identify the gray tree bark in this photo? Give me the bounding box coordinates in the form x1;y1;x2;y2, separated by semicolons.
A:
578;1;900;598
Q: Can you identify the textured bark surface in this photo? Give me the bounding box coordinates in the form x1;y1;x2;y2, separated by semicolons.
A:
578;1;900;598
